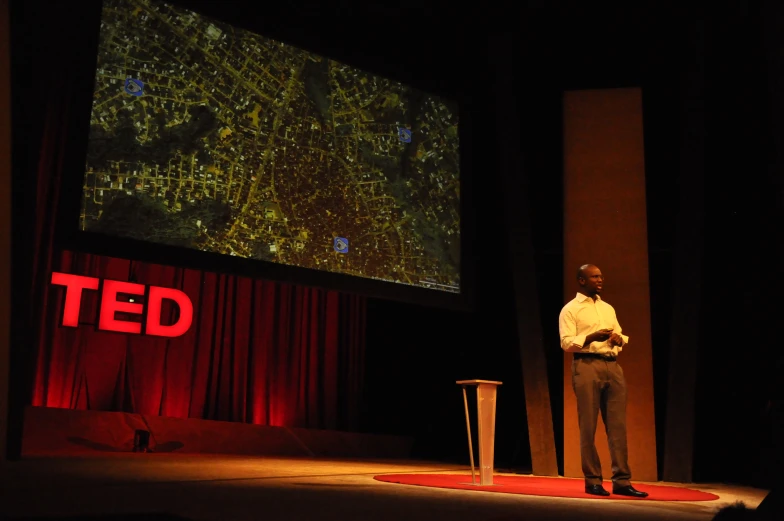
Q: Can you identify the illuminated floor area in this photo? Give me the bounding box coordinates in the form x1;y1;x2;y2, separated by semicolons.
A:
0;455;769;521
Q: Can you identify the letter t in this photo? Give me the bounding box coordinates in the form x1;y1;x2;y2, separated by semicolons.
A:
50;272;100;327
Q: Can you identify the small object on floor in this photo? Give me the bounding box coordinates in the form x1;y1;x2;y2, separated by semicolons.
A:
133;429;151;453
585;484;611;496
613;484;649;498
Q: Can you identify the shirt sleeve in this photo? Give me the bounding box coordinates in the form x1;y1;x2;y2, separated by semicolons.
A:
559;308;586;352
613;314;630;345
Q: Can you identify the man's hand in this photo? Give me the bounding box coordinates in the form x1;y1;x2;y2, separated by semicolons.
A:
609;333;624;346
587;328;613;343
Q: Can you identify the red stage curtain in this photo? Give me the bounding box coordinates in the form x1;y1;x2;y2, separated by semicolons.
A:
33;251;366;430
27;64;367;432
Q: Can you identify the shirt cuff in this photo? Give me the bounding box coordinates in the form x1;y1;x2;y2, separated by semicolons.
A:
572;334;587;349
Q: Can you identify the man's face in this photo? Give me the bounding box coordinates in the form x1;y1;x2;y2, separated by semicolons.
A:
579;266;604;295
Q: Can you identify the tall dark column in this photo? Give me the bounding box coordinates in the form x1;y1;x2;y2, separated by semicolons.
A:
490;31;558;477
661;20;705;484
754;1;784;515
0;0;12;463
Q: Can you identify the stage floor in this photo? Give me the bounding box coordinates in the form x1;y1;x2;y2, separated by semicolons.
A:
0;454;768;521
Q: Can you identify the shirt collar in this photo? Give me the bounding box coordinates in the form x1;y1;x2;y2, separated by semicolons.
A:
576;292;601;303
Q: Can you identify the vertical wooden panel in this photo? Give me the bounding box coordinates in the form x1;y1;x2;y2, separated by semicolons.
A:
562;88;657;482
0;0;12;463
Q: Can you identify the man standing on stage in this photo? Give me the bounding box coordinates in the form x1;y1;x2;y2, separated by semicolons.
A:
559;264;648;497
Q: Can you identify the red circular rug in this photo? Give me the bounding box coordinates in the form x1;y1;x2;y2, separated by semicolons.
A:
373;474;720;501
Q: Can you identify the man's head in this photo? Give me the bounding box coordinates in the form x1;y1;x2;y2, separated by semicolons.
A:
577;264;603;297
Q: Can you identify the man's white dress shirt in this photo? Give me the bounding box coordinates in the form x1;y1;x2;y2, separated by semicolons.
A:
559;293;630;356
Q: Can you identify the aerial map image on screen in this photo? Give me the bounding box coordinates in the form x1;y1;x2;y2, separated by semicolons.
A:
82;0;461;293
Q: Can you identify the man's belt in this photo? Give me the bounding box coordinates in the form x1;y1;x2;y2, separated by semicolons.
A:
574;352;617;362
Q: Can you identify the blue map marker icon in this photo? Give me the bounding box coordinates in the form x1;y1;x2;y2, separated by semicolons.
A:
398;127;412;143
334;237;349;254
124;78;144;97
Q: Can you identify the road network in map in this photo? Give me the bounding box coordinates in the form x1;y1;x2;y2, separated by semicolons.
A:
82;0;461;293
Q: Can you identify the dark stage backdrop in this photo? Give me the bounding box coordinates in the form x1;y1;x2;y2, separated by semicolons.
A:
13;0;784;488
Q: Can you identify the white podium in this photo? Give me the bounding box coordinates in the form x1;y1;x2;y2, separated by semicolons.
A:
456;379;502;485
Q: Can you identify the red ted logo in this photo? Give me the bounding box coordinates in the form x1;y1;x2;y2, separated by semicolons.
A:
50;272;194;338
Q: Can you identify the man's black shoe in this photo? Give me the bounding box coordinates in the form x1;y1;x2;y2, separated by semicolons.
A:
585;484;610;496
612;485;649;498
